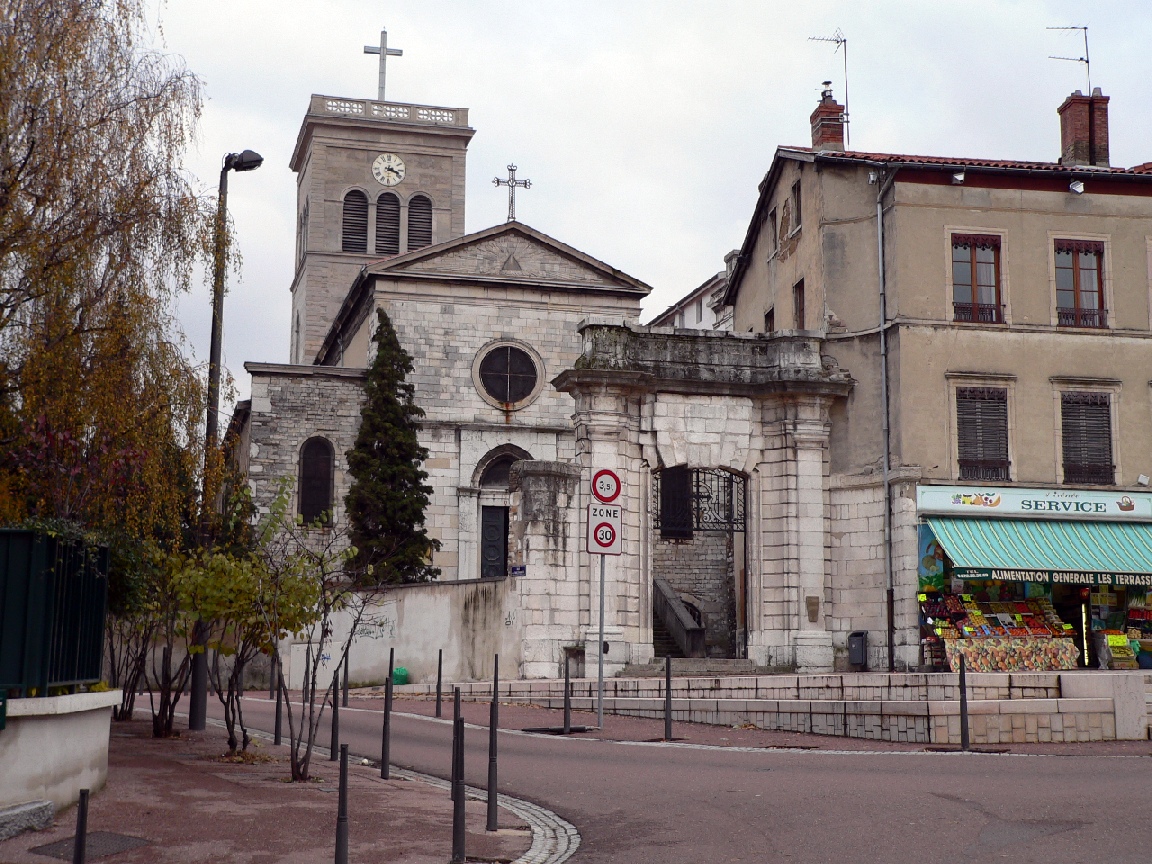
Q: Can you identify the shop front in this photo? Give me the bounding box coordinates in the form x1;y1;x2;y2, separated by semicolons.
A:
916;485;1152;673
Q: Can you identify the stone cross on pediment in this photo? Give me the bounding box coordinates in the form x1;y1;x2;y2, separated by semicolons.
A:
363;27;403;101
493;164;531;222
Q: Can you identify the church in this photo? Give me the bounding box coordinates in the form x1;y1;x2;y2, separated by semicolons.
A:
236;47;1152;685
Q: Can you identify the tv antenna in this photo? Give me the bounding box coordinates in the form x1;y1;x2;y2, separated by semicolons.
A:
809;28;849;147
1047;25;1090;92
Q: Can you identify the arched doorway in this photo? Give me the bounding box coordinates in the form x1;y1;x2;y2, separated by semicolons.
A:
652;465;748;658
473;445;531;579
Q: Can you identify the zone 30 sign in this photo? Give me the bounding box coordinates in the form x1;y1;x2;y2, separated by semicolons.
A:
587;503;622;555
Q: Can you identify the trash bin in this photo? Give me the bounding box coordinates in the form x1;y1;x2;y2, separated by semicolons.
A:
392;667;409;685
848;631;868;668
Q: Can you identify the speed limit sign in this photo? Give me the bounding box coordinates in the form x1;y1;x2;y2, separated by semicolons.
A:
587;503;622;555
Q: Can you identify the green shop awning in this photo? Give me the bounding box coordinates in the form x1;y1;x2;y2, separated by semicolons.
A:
926;517;1152;587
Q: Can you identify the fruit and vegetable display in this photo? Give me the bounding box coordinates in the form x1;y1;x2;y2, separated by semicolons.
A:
920;593;1080;672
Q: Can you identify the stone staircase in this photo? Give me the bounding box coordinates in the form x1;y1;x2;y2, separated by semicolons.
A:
651;615;684;660
618;657;773;677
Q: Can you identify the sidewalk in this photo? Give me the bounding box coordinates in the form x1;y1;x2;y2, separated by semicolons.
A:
0;718;530;864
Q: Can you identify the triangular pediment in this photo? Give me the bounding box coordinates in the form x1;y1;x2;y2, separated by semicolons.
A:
364;222;650;295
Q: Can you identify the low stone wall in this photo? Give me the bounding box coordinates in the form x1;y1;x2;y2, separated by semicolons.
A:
397;671;1149;745
0;691;121;811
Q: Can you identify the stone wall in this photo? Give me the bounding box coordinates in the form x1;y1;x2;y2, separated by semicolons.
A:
244;365;366;522
652;531;735;657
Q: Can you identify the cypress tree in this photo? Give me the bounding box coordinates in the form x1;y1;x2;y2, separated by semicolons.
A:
345;308;439;583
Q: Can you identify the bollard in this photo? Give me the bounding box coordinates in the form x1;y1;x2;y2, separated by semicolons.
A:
342;650;350;708
664;655;673;741
380;669;393;780
563;654;572;735
435;648;443;718
451;687;466;864
959;653;970;752
72;788;89;864
330;670;340;761
486;654;499;832
335;744;349;864
274;679;283;746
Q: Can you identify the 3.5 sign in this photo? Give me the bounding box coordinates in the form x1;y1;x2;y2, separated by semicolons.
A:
591;469;622;504
587;503;622;555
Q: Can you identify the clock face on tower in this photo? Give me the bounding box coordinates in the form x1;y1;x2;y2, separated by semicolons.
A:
372;153;406;186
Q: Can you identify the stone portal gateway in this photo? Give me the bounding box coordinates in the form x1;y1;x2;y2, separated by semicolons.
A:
552;321;854;674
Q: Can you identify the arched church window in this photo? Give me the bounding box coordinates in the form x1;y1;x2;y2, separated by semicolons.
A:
480;455;518;490
299;436;334;524
478;345;538;406
376;192;400;255
342;190;368;253
407;195;433;250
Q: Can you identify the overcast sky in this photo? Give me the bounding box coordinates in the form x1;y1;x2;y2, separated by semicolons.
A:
153;1;1152;404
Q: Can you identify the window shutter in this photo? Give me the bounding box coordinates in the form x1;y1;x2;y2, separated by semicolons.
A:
407;195;433;250
1061;392;1113;484
341;191;368;253
956;387;1009;480
375;192;400;255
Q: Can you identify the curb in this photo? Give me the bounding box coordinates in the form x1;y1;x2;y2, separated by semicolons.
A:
216;718;581;864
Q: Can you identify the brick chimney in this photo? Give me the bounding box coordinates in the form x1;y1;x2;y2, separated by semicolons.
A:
810;82;845;152
1058;87;1110;167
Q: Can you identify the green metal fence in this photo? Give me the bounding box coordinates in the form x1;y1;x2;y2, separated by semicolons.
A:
0;530;109;697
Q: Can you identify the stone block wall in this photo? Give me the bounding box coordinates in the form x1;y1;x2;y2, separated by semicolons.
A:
828;477;888;669
245;365;367;523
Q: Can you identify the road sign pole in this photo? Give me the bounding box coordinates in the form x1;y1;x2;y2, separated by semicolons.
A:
597;553;605;729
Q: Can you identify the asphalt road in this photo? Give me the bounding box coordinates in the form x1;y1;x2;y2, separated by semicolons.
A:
215;698;1152;864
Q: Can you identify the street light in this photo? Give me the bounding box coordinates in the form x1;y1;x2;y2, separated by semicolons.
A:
189;149;263;732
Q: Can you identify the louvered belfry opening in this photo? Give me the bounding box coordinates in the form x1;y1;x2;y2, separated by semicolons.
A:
299;437;334;524
407;194;433;250
1061;391;1114;484
341;190;368;253
956;387;1010;481
376;192;400;255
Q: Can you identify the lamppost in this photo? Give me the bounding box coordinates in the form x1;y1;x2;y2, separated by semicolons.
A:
189;149;263;732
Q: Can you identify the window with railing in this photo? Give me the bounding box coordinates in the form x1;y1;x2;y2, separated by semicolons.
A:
1055;239;1106;328
952;234;1003;324
956;387;1010;481
1061;391;1114;485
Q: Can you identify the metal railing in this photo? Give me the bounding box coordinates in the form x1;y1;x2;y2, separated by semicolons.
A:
952;302;1004;324
958;460;1011;482
0;530;108;697
1063;463;1115;485
653;576;706;659
1057;307;1107;329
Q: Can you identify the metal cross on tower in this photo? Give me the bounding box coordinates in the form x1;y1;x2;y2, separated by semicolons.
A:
363;27;403;101
493;164;531;222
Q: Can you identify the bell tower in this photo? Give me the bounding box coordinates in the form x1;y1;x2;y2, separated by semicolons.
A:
288;87;475;364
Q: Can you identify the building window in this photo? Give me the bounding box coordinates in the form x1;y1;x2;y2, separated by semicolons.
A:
407;194;433;250
1055;239;1106;328
341;190;368;253
956;387;1010;481
297;200;309;265
299;437;334;524
952;234;1003;323
764;307;775;333
768;207;778;253
791;180;802;231
1061;392;1114;484
477;344;538;406
793;279;805;330
694;299;703;324
376;192;400;255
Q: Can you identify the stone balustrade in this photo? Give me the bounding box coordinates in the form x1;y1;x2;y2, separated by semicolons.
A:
310;94;469;127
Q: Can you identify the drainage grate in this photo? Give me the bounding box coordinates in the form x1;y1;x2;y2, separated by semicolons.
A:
30;831;150;860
